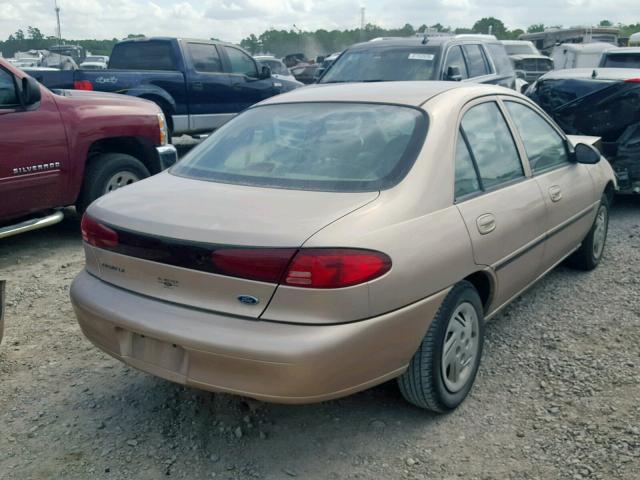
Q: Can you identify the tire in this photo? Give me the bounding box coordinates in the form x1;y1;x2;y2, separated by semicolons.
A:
567;194;609;271
76;153;150;214
398;281;485;412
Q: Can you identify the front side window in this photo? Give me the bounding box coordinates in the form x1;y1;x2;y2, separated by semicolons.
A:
189;43;222;73
460;102;524;189
224;47;258;77
319;47;441;83
504;101;569;172
443;46;469;79
463;44;489;77
172;103;427;192
0;69;19;107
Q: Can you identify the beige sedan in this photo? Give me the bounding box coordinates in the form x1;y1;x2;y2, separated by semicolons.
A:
70;82;616;412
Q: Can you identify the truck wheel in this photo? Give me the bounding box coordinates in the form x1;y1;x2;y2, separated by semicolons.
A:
567;193;609;271
76;153;150;213
397;281;485;412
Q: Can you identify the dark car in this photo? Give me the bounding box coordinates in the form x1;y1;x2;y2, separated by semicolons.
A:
318;35;515;89
291;63;323;84
526;68;640;194
598;47;640;69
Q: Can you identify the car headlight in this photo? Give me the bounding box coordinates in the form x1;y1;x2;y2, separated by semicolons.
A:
157;112;169;146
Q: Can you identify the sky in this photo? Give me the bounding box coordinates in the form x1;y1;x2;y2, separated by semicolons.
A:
0;0;639;44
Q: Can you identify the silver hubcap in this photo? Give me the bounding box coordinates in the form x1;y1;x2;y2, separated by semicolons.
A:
592;205;608;260
104;171;140;193
441;302;480;393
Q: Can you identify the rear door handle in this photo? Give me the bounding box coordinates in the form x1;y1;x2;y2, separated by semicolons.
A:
549;185;562;202
476;213;496;235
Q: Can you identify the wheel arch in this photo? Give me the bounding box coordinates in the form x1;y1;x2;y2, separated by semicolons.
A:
462;269;495;313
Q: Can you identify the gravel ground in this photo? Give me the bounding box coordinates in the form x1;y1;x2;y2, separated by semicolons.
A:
0;194;638;480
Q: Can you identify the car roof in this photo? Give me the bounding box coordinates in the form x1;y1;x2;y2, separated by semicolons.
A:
603;47;640;55
347;35;500;51
501;40;535;45
257;81;510;108
539;67;640;81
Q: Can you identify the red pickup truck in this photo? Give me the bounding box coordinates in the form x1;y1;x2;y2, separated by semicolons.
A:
0;58;177;238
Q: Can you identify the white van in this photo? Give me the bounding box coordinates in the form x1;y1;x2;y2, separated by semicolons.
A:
630;32;640;47
551;42;613;69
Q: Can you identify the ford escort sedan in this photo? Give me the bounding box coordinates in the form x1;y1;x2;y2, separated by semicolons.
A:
70;82;615;412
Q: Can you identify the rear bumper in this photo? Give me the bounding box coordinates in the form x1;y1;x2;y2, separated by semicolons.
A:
156;144;178;170
70;270;448;403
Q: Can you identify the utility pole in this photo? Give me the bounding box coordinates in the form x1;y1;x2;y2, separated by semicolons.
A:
54;0;62;44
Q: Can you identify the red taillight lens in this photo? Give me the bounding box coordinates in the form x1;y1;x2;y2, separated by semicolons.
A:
625;78;640;83
74;80;93;90
81;214;118;249
211;248;297;284
284;248;391;288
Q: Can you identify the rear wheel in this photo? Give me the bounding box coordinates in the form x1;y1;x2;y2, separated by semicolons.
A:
398;281;484;412
76;153;150;213
567;194;609;271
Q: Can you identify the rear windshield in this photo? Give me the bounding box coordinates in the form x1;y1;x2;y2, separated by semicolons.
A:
601;53;640;69
171;103;427;192
109;41;177;70
320;47;440;83
528;78;615;111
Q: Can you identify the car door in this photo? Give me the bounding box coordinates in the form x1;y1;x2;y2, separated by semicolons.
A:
184;42;234;131
454;99;547;309
221;46;278;111
501;98;597;269
0;66;69;220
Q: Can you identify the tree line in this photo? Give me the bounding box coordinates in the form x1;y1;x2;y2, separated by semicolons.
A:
1;19;639;60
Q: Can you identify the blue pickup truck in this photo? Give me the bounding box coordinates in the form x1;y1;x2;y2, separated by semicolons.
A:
26;37;302;137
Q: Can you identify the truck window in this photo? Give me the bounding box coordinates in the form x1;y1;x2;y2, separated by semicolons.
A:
486;44;513;74
463;44;489;77
443;46;468;79
0;69;19;107
601;53;640;69
109;41;177;71
224;46;258;78
188;43;223;73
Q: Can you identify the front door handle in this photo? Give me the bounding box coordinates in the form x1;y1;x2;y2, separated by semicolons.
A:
549;185;562;202
476;213;496;235
192;82;203;91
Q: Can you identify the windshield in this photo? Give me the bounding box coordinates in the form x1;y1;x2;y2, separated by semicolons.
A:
320;47;440;83
171;103;427;192
504;44;537;56
601;53;640;69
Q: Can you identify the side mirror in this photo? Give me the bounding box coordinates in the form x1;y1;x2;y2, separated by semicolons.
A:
573;143;601;164
258;65;271;80
21;76;41;107
445;66;462;81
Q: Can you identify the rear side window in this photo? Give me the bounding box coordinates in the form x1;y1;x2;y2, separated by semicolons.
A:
0;68;19;107
224;47;258;77
504;101;569;172
454;131;481;198
172;103;428;192
463;44;489;77
109;41;177;70
601;53;640;69
443;46;468;79
486;44;514;74
460;102;524;189
188;43;222;73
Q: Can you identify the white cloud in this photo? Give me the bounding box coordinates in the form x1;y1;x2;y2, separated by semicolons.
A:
0;0;638;45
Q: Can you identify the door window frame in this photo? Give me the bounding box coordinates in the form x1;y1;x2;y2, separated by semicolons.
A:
497;95;573;176
441;45;469;80
453;95;531;203
186;42;225;75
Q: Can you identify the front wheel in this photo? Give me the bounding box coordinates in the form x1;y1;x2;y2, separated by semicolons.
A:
398;281;485;412
567;194;609;271
76;153;150;214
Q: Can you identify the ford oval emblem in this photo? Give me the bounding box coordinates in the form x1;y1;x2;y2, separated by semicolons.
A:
237;295;259;305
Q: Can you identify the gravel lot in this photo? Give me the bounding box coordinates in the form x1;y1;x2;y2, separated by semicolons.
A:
0;190;638;480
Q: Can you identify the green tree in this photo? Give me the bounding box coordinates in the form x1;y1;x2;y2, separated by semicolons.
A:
472;17;507;38
527;24;545;33
27;26;44;41
240;33;260;54
599;20;613;27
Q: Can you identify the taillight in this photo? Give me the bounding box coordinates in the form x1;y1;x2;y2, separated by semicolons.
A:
284;248;391;288
625;78;640;83
81;214;118;249
211;248;297;284
74;80;93;90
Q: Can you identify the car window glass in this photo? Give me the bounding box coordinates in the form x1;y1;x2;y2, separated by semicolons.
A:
0;69;19;107
224;47;258;77
455;131;481;198
444;46;468;79
504;101;569;172
486;44;513;74
463;44;489;76
109;41;177;70
261;59;288;75
461;102;524;189
188;43;222;73
601;53;640;69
